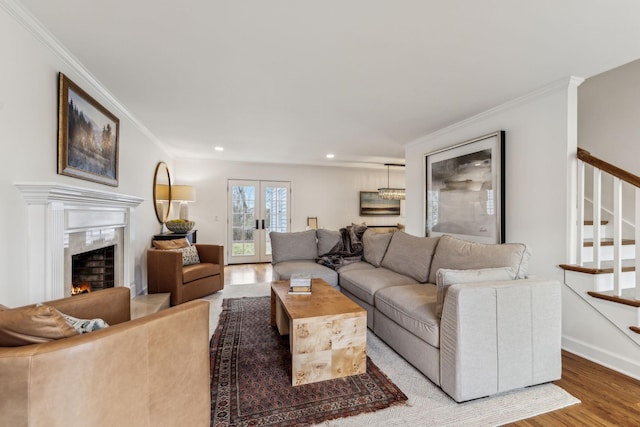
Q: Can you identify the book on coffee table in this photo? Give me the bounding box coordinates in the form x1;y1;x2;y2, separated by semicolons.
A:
289;274;312;294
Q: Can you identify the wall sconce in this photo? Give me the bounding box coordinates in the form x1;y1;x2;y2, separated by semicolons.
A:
171;185;196;220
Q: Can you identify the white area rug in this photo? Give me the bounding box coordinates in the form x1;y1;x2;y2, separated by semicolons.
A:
203;283;580;427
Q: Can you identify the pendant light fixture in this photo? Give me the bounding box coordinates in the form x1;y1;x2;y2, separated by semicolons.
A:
378;163;406;200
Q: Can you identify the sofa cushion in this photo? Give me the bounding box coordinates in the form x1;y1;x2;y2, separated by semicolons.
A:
0;304;78;346
336;261;376;274
435;267;515;318
427;235;531;284
270;230;318;264
362;229;393;267
183;262;220;283
152;238;191;250
375;284;440;347
317;229;341;256
380;231;440;282
272;260;338;287
339;267;418;305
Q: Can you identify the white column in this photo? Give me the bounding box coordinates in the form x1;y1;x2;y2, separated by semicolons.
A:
47;202;66;300
123;206;136;297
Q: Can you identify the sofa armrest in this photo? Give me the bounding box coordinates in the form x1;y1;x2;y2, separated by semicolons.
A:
147;248;184;297
0;300;211;427
195;244;223;265
439;278;562;402
45;287;131;325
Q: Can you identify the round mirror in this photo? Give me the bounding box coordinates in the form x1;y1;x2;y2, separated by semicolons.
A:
153;162;171;223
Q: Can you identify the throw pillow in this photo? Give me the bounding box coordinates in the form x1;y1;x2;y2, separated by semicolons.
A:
317;229;341;256
179;245;201;266
270;230;318;264
152;238;191;250
427;235;531;284
380;231;440;282
435;267;516;318
0;304;78;347
362;229;393;267
61;312;109;334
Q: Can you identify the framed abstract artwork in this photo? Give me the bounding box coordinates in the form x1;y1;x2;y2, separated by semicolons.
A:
425;131;505;243
360;191;401;216
57;72;119;186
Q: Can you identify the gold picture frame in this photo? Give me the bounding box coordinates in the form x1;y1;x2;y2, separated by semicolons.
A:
57;72;119;186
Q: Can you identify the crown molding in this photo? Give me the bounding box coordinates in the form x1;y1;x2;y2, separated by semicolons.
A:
1;0;172;156
405;76;585;148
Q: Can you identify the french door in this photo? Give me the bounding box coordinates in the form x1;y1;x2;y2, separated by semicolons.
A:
227;180;291;264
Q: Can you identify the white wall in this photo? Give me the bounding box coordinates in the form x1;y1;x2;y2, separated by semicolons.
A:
579;58;640;232
572;59;640;376
404;78;581;282
174;158;405;257
579;58;640;176
0;6;173;306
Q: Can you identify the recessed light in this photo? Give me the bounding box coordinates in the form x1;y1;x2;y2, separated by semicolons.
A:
214;146;224;152
326;153;335;159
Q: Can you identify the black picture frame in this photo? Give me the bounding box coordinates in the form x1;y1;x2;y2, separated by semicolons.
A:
425;131;505;243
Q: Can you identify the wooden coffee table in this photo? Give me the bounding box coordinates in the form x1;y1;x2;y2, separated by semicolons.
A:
270;278;367;386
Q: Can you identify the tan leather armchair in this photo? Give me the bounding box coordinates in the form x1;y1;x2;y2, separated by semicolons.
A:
0;287;211;427
147;244;224;306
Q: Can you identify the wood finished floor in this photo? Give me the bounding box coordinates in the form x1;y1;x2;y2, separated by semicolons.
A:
224;263;640;426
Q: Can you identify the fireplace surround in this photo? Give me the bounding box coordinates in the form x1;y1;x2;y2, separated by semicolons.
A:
16;183;143;302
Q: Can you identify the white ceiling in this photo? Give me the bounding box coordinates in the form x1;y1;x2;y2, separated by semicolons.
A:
15;0;640;168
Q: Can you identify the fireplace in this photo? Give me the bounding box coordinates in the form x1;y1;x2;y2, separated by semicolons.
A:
16;183;143;303
64;227;124;298
71;245;116;294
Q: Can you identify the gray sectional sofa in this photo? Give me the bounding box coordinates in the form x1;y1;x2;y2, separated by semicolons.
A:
270;228;562;402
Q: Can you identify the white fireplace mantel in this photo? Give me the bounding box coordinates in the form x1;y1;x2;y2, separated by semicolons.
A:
16;182;144;303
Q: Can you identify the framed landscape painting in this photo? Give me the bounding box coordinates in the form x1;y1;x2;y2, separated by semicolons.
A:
425;131;505;243
58;73;119;186
360;191;400;216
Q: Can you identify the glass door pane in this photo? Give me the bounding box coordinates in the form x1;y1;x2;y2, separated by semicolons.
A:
263;183;289;257
228;182;259;263
227;180;290;264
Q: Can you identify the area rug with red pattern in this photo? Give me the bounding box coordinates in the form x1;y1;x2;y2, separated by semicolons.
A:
210;297;407;427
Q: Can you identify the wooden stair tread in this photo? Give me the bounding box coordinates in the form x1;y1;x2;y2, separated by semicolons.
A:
584;220;609;225
582;238;635;247
559;262;636;274
587;291;640;307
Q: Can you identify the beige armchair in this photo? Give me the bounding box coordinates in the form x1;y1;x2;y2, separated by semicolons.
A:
147;244;224;306
0;287;211;427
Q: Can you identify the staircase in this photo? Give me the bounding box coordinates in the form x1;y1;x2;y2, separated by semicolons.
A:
561;148;640;346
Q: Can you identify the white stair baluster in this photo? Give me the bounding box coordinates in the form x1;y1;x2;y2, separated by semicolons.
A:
636;187;640;300
577;160;585;266
613;177;622;297
593;168;602;269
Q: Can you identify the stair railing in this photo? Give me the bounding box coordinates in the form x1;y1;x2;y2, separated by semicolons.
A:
577;148;640;299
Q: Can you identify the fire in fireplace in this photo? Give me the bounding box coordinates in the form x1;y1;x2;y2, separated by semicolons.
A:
71;283;92;295
71;245;116;295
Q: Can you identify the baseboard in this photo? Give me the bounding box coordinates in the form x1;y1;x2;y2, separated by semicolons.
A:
562;335;640;381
